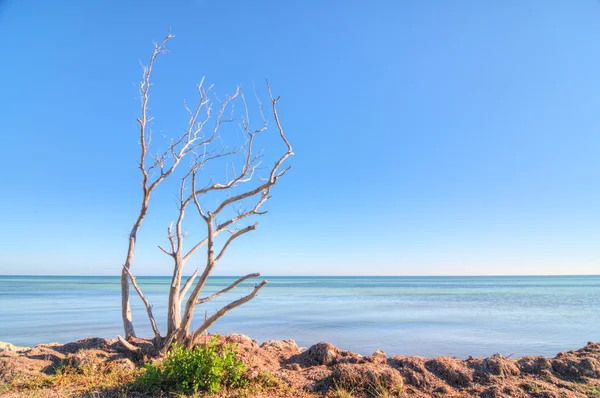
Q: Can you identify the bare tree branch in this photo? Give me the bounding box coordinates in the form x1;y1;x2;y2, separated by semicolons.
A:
180;268;199;299
182;237;209;263
167;222;176;253
196;272;260;305
158;245;172;256
187;280;268;348
214;223;257;264
122;266;162;343
210;84;293;215
215;189;270;232
191;169;209;222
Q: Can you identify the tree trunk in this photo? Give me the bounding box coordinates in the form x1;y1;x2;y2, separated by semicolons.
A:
121;271;135;338
121;199;148;339
167;256;183;336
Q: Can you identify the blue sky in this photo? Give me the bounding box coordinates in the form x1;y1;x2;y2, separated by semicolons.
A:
1;0;599;276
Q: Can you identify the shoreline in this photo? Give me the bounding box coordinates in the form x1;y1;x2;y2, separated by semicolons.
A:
2;335;600;397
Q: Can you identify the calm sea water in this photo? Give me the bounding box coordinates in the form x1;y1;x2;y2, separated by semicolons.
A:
1;275;598;358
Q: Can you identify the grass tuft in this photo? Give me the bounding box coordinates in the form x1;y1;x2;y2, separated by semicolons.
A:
10;356;139;396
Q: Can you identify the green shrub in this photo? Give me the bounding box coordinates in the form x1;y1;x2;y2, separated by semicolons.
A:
133;362;163;394
134;334;247;395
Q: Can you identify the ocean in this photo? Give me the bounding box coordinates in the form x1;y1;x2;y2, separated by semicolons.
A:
1;275;598;358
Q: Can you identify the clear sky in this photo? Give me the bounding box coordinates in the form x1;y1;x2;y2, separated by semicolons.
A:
1;0;599;276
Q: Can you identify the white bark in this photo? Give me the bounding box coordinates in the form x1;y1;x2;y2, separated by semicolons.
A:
121;31;217;339
120;32;293;351
186;280;268;349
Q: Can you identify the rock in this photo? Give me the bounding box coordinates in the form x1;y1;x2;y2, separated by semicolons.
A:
470;354;520;383
483;354;520;377
0;342;17;352
518;356;552;375
57;337;112;354
261;339;300;363
425;356;473;388
372;349;387;359
581;342;600;353
282;342;349;368
285;363;301;371
552;357;600;379
261;339;299;351
0;341;30;353
286;342;338;367
387;356;438;389
330;363;404;395
66;350;110;372
112;358;136;372
36;342;62;348
579;358;600;378
224;333;256;347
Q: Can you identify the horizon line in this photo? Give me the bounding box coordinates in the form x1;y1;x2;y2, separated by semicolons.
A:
1;274;599;277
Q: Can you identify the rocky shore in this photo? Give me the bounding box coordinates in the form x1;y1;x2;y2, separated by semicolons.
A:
1;336;599;397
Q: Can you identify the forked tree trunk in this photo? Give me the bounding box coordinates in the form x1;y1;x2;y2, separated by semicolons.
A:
166;255;183;336
121;273;135;338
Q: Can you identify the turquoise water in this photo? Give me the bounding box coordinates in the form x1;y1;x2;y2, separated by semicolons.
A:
1;275;599;358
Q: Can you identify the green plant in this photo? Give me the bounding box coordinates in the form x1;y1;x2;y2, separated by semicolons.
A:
228;370;297;398
252;371;282;389
521;382;543;393
586;386;600;397
134;334;247;395
366;376;403;398
133;362;163;394
330;386;355;398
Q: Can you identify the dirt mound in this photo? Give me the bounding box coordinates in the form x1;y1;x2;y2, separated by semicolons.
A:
330;362;404;397
55;337;113;354
388;355;438;389
64;349;112;370
425;356;473;388
0;337;134;386
261;339;301;362
517;356;553;375
0;352;54;384
216;334;297;374
469;353;520;383
550;342;600;380
0;345;67;384
285;342;361;368
0;342;30;353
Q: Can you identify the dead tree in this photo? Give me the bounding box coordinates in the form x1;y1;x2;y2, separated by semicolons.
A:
120;32;293;350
